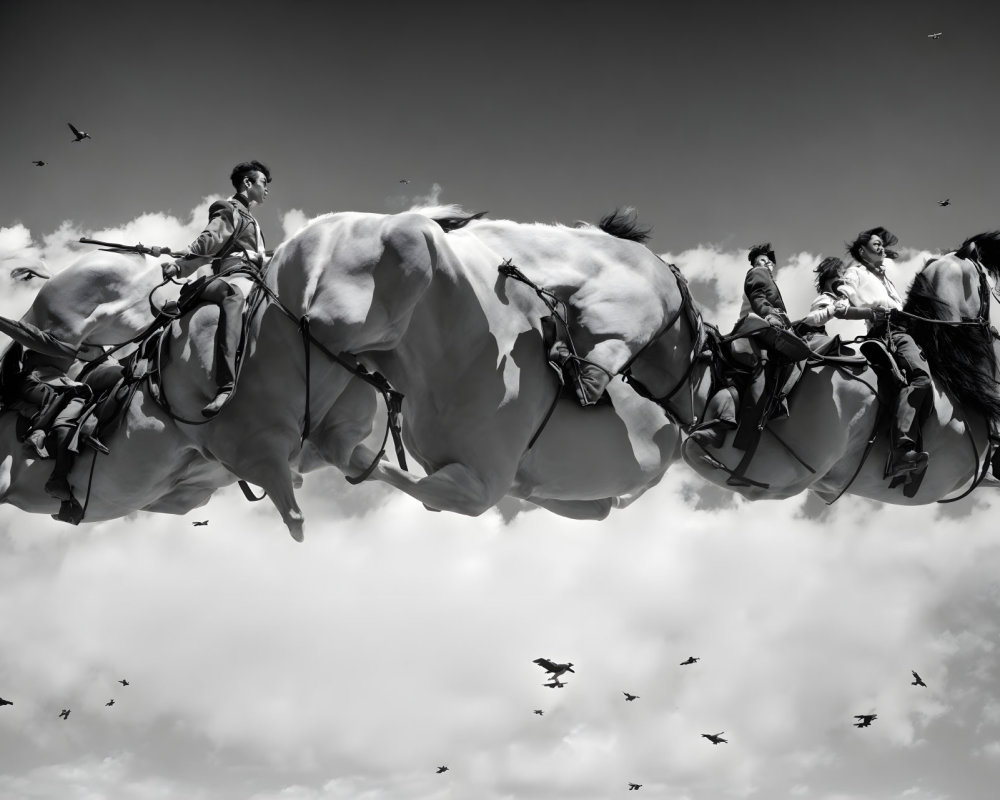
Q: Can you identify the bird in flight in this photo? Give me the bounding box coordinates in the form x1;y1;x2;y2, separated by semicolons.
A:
534;658;574;680
911;670;927;687
399;178;410;184
927;32;942;39
623;692;639;702
119;679;129;687
680;656;699;665
32;160;46;166
192;520;209;526
0;697;12;707
628;783;643;791
68;123;91;142
59;709;71;719
105;699;115;707
544;679;566;689
436;766;449;774
854;714;877;728
938;198;951;207
533;709;544;715
702;732;728;744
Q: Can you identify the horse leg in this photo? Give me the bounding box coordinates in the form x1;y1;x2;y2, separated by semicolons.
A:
369;461;504;516
523;495;613;520
219;442;305;542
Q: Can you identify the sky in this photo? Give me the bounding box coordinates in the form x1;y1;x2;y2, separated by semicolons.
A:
3;1;1000;798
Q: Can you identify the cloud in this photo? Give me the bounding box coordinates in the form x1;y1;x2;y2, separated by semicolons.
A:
1;206;996;799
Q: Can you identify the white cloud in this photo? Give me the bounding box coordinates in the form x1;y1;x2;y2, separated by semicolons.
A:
1;206;996;800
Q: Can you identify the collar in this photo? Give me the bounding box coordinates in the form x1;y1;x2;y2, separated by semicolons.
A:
230;194;251;211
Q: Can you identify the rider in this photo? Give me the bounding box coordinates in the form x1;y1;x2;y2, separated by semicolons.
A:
6;348;97;502
689;242;797;447
797;256;878;340
161;160;270;417
839;226;932;480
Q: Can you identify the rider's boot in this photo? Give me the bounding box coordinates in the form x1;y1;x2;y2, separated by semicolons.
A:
548;341;612;407
887;436;929;480
688;387;738;449
43;426;76;502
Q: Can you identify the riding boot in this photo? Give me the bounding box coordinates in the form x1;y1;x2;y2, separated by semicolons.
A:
548;340;612;407
688;387;738;448
43;426;76;502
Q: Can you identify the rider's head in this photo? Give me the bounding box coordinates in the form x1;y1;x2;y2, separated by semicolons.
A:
813;256;846;293
230;160;271;204
748;243;776;270
848;226;898;268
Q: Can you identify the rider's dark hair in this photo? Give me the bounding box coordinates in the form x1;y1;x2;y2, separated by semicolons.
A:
813;256;845;292
230;160;271;192
847;226;899;264
748;243;775;266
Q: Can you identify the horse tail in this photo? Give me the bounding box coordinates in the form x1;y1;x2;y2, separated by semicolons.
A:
904;271;1000;425
597;207;652;243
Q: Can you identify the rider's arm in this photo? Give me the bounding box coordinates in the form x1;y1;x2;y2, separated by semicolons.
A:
170;201;238;278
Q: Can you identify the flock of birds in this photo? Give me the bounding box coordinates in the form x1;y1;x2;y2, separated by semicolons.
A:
426;659;931;789
30;123;92;167
2;658;931;789
1;678;129;721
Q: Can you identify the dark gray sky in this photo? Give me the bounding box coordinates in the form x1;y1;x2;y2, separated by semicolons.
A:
3;0;998;260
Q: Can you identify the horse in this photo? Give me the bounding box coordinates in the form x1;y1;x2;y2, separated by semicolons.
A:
1;207;700;539
675;232;1000;506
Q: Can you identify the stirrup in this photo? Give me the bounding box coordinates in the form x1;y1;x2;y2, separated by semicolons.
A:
887;449;928;480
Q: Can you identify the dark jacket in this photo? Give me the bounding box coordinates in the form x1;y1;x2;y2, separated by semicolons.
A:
740;265;787;320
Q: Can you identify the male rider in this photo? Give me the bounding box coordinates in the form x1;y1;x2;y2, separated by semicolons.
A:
162;160;270;417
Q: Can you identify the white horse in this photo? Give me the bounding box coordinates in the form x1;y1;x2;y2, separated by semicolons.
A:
2;208;699;538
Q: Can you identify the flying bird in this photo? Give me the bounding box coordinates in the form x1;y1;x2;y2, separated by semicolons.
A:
938;198;951;206
533;709;544;715
623;692;639;702
702;732;728;744
105;699;115;707
544;679;566;689
854;714;877;728
68;123;91;142
628;783;643;791
927;32;942;39
119;679;129;686
680;656;699;665
32;160;46;166
911;670;927;687
0;697;12;707
399;178;410;184
59;709;71;719
436;766;449;774
533;658;575;679
192;520;209;526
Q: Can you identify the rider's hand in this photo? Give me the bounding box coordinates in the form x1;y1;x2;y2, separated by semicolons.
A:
832;299;850;318
248;251;264;268
765;313;788;329
868;307;888;325
161;261;180;280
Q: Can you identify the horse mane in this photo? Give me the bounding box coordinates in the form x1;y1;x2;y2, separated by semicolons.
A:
597;207;652;243
904;267;1000;425
956;230;1000;284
